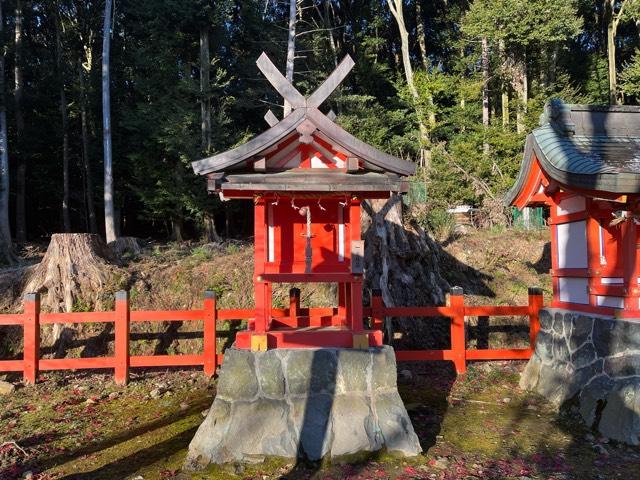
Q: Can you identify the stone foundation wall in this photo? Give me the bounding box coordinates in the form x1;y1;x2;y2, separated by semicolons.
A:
521;308;640;445
185;346;421;468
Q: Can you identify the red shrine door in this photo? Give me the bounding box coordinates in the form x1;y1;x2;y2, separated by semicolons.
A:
265;198;352;274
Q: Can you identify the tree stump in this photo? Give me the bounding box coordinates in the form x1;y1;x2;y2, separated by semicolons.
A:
362;195;451;349
22;234;124;344
108;236;143;258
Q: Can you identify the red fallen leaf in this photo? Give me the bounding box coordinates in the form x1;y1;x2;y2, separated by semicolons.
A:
160;469;178;478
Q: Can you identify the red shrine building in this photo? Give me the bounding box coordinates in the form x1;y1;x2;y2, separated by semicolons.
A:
507;100;640;318
192;53;415;350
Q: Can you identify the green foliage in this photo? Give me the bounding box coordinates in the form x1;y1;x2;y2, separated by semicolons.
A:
462;0;582;47
425;209;457;243
621;50;640;98
6;0;640;241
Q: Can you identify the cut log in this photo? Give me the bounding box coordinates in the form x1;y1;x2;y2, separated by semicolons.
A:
362;194;450;349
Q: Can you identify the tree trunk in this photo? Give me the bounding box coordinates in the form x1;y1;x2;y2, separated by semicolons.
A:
204;215;222;243
362;195;450;348
386;0;430;166
199;26;211;153
283;0;297;117
605;0;629;105
545;43;558;87
102;0;117;243
499;40;509;128
171;217;184;242
481;37;490;154
0;0;16;265
324;0;338;68
607;8;618;104
415;0;429;71
55;8;71;233
14;0;25;243
79;59;97;234
513;54;528;134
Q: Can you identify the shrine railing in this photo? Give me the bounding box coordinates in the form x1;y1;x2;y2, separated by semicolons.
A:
0;287;543;383
370;287;544;374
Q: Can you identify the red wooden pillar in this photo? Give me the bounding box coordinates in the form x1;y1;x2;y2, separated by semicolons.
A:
203;291;217;377
23;293;40;385
622;218;639;312
549;195;560;305
337;283;346;326
528;287;544;349
586;205;601;308
289;288;302;326
350;277;363;332
449;287;466;374
114;290;130;385
371;289;384;331
254;197;269;334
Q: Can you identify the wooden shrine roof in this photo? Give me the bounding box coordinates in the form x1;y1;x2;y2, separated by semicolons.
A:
191;53;415;186
506;100;640;205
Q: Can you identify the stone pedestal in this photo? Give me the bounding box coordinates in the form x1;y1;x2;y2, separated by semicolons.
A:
185;346;421;468
521;308;640;445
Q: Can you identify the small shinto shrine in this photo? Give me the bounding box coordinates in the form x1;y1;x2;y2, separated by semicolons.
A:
192;53;415;350
511;101;640;446
186;54;421;466
507;100;640;317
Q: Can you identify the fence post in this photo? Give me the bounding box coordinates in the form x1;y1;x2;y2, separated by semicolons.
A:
528;287;544;350
23;293;40;385
371;289;384;331
203;291;217;377
289;288;300;325
448;287;466;375
114;290;130;385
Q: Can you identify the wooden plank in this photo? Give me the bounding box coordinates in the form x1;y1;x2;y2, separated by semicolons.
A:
395;350;454;361
264;109;279;127
0;314;24;325
463;306;529;316
41;311;115;324
130;310;204;322
465;348;532;360
260;272;356;283
0;360;24;372
217;309;253;320
307;55;355;107
383;306;453;317
256;53;305;109
130;354;204;368
40;357;116;371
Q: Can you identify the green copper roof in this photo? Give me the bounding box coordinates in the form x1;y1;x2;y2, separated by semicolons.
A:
506;100;640;205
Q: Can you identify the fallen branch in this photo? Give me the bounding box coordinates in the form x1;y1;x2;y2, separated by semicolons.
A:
1;441;28;456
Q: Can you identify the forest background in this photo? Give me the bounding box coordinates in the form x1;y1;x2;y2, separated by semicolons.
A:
0;0;637;261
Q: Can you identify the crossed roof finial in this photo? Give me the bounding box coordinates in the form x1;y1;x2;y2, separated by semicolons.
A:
256;52;354;122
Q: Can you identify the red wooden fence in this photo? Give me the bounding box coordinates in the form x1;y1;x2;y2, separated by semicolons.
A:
0;287;543;384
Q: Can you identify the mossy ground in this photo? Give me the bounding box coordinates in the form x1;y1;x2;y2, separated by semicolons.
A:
1;361;639;480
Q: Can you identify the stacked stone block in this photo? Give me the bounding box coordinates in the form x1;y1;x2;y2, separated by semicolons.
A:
521;308;640;445
186;346;421;467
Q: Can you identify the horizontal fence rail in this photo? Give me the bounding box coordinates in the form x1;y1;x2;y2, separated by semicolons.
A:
0;287;543;383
